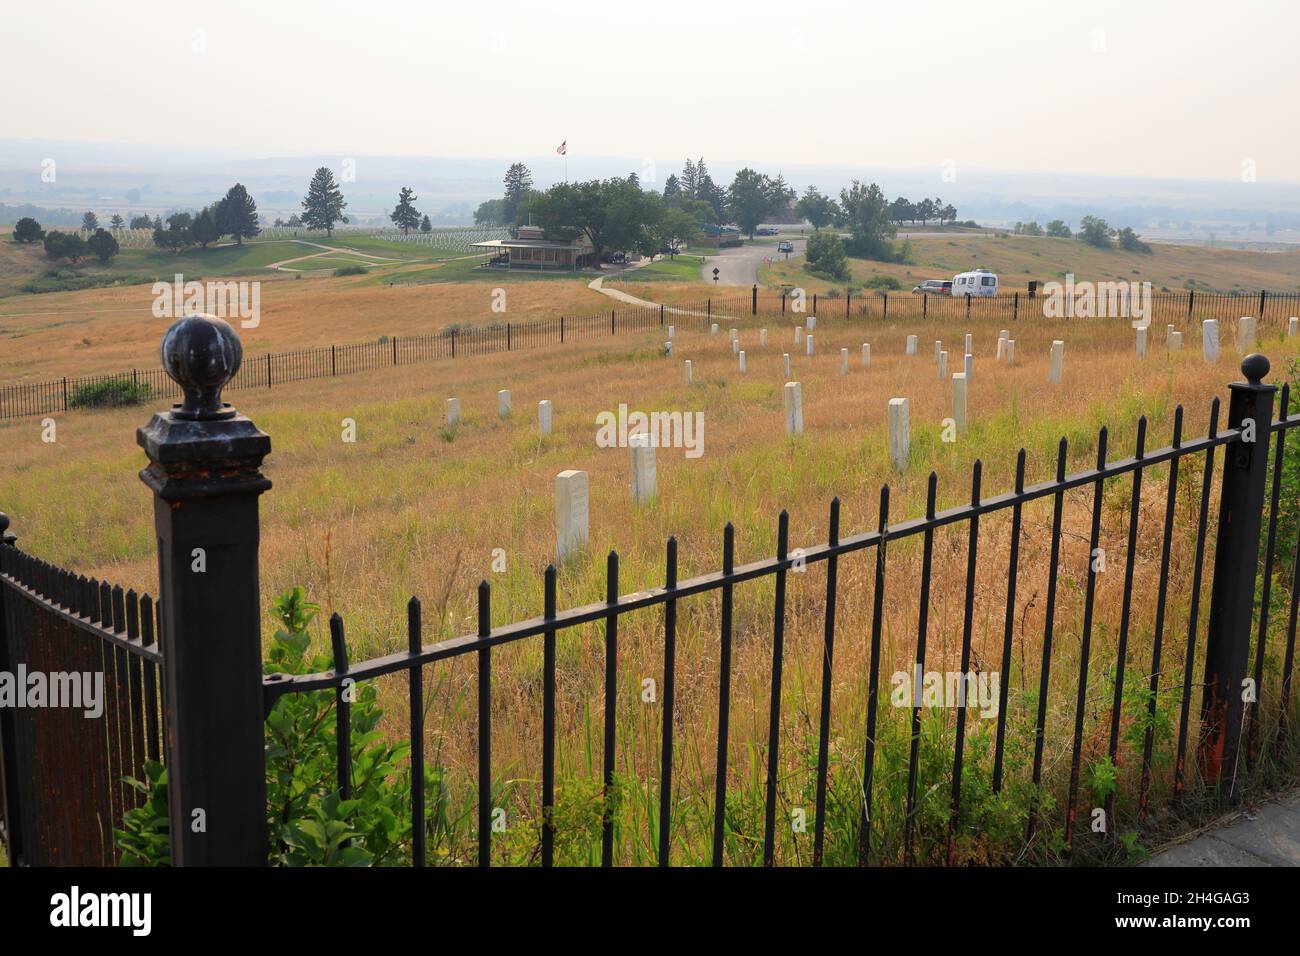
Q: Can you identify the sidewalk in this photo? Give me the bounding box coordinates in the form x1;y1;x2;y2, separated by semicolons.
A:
1143;791;1300;866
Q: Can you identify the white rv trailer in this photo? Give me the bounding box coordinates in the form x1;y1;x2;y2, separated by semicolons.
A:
953;268;999;297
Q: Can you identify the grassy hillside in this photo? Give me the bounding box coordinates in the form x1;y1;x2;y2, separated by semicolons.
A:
760;233;1300;295
0;232;470;297
5;310;1297;864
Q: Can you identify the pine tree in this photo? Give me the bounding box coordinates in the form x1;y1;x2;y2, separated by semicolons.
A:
191;207;220;248
681;159;698;197
109;214;125;231
502;163;534;224
694;158;710;199
301;167;348;237
420;214;432;233
215;184;260;245
81;211;99;232
390;186;421;234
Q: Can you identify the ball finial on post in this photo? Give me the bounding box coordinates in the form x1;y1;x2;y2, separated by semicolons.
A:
1241;353;1270;386
160;314;243;420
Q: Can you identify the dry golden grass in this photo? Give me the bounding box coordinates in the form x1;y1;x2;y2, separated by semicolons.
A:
5;305;1298;863
0;273;612;381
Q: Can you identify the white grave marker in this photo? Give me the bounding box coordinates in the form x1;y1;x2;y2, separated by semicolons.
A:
1048;341;1064;383
784;381;803;435
630;433;656;505
498;389;511;417
1202;320;1219;362
938;350;948;380
905;334;918;355
806;334;814;356
538;400;553;434
952;373;968;434
555;470;589;562
840;348;849;376
1237;316;1256;352
888;398;910;472
446;397;460;426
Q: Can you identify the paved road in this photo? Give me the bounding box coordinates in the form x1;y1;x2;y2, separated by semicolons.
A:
702;239;806;286
1144;790;1300;866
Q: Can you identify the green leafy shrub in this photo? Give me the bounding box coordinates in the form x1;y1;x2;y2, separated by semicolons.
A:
68;377;152;408
334;264;366;276
116;587;433;866
804;231;849;282
866;274;903;290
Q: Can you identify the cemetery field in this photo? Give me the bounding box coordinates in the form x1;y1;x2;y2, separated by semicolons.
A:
5;307;1299;864
759;233;1300;295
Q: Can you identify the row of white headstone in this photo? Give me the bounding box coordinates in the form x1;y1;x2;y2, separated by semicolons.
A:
553;434;658;561
444;392;554;434
557;314;1300;559
1139;316;1296;359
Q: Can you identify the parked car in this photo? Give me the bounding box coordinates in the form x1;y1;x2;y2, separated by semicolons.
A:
601;251;627;264
777;240;794;253
912;279;952;295
756;226;779;236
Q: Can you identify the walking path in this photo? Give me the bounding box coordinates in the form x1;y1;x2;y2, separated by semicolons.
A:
1144;790;1300;866
264;240;404;271
588;257;726;320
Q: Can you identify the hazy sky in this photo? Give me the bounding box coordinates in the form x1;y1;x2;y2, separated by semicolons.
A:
6;0;1295;183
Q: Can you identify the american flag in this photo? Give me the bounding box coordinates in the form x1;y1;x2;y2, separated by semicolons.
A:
556;140;566;156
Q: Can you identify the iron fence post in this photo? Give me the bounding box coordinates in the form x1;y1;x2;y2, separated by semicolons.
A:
137;315;271;865
0;515;23;865
1013;292;1019;321
752;284;757;316
1199;354;1276;801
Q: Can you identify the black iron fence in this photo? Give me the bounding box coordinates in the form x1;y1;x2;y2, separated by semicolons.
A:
1;315;1298;867
0;527;164;865
5;289;1296;421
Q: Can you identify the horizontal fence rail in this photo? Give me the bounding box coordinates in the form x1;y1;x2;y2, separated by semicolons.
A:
4;289;1297;421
